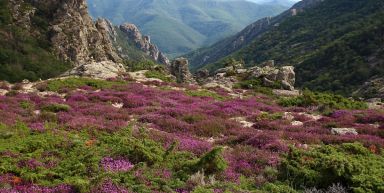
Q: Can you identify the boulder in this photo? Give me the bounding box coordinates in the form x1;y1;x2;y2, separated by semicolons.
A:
331;128;358;135
65;61;126;79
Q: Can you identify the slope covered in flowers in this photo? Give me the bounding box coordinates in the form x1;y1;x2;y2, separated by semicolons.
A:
0;78;383;192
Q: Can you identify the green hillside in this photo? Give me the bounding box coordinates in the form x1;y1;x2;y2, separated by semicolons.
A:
87;0;289;57
199;0;384;95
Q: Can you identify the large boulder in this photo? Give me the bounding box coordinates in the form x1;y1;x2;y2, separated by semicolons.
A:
169;58;196;84
64;61;126;79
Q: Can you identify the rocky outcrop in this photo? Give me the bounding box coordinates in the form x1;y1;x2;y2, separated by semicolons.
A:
119;23;170;65
63;61;126;79
13;0;126;79
168;58;195;84
48;0;122;65
205;60;296;91
249;65;296;91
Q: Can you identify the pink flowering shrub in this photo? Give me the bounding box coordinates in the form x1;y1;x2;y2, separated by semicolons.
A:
101;157;134;172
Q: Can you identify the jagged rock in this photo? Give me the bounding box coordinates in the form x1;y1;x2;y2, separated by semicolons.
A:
48;0;122;65
331;128;358;136
119;23;170;65
169;58;196;84
95;18;118;43
65;61;126;79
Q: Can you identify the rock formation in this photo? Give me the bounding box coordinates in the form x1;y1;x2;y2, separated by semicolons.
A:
47;0;122;65
119;23;170;65
168;58;195;84
14;0;126;78
204;60;296;91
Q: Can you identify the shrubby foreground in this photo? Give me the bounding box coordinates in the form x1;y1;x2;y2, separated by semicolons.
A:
0;78;383;192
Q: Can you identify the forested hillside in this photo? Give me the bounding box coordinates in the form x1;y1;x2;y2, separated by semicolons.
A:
192;0;384;96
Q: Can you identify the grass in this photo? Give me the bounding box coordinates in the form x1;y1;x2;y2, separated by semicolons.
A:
40;77;127;92
144;70;174;82
185;89;226;101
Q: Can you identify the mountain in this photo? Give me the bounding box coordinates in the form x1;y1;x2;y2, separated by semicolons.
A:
187;0;384;97
0;0;167;82
87;0;291;57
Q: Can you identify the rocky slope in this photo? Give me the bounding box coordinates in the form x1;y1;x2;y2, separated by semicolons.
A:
119;23;169;65
0;0;169;81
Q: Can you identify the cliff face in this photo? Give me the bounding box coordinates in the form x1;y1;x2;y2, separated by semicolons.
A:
47;0;122;65
119;23;170;65
2;0;126;79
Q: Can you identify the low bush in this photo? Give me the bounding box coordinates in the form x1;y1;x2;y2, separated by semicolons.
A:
278;90;368;112
144;70;174;82
43;78;126;92
279;143;384;193
41;103;70;113
185;90;226;101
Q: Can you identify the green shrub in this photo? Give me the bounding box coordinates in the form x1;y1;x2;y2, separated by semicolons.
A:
44;78;126;92
194;147;227;175
144;70;174;82
279;143;384;193
185;90;226;101
124;60;159;71
278;90;368;111
41;103;70;113
261;182;298;193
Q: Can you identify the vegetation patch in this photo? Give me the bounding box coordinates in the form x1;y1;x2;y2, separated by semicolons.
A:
279;143;384;193
144;70;174;82
278;90;368;113
41;78;127;92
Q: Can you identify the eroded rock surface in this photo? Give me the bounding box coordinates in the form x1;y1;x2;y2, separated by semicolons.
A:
169;58;196;84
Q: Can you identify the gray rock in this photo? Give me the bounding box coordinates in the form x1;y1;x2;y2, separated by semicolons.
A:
331;128;358;135
65;61;126;79
248;65;295;90
169;58;196;84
